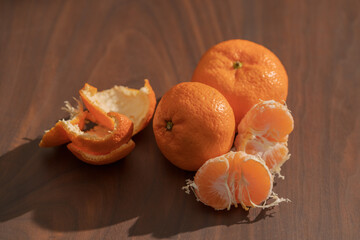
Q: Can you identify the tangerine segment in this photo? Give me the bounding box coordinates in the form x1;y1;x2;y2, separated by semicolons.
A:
262;143;289;170
242;139;290;171
235;100;294;175
39;101;87;147
60;112;133;154
193;157;232;210
235;156;272;207
185;151;274;211
79;79;156;135
67;139;135;165
239;100;293;142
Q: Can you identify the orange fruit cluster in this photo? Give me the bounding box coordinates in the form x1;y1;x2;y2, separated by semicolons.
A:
39;38;294;213
153;39;294;211
40;80;156;165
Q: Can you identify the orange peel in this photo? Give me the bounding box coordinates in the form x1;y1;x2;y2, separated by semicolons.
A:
39;100;87;147
60;112;134;155
39;99;136;165
67;139;135;165
79;79;156;135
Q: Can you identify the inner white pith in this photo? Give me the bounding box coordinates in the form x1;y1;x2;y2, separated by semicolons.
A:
244;130;290;178
82;84;150;133
61;100;112;139
61;98;83;119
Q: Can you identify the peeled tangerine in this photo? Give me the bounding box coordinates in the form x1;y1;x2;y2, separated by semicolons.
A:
184;151;288;210
39;80;156;165
234;100;294;177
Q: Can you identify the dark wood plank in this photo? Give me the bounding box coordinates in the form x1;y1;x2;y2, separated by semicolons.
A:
0;0;359;239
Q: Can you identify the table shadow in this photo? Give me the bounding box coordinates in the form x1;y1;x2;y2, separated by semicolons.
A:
0;117;277;238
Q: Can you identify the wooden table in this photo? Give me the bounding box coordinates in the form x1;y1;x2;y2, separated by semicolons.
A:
1;0;359;239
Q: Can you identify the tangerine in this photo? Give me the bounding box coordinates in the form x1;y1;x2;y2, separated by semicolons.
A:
153;82;235;171
192;39;288;125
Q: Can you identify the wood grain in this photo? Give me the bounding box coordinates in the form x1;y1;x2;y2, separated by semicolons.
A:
0;0;359;239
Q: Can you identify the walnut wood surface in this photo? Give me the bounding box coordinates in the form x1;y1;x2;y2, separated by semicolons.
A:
0;0;359;239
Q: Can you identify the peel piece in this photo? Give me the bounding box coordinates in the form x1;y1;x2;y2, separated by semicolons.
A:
67;139;135;165
60;112;133;155
79;79;156;135
39;100;87;147
40;104;135;164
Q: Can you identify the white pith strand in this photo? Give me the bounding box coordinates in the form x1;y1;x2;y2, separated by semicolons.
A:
61;97;83;119
83;84;149;133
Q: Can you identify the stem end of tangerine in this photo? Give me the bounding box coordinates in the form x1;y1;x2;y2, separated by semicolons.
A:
166;121;173;131
233;61;243;69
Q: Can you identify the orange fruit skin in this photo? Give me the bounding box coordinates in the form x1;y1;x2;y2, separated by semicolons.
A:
80;84;115;130
67;139;135;165
79;79;156;135
66;112;133;155
39;123;71;147
137;79;157;134
39;110;87;147
39;82;144;165
191;39;288;125
153;82;235;171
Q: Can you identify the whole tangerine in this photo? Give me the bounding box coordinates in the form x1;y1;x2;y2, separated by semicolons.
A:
191;39;288;125
153;82;235;171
